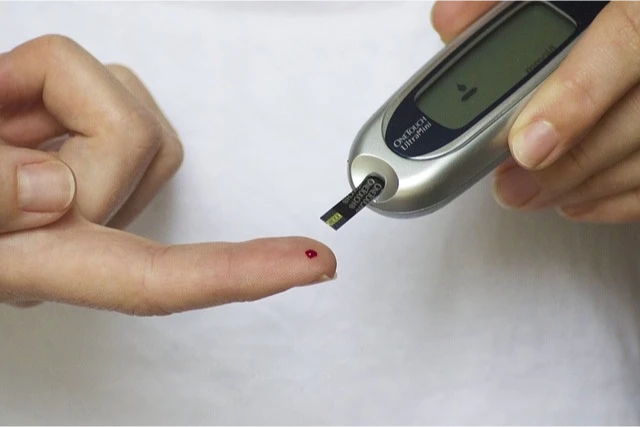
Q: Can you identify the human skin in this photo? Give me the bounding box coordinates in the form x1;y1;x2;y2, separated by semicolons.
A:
0;35;336;314
432;1;640;223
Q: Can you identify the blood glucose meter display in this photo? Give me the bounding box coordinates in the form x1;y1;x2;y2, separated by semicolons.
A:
416;2;575;129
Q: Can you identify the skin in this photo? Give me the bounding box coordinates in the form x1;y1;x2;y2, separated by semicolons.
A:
431;1;640;223
6;3;637;312
0;35;336;315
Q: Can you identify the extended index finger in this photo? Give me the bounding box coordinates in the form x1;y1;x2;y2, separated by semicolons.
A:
0;213;337;315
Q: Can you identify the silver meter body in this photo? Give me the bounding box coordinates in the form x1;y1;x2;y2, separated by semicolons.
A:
347;1;607;218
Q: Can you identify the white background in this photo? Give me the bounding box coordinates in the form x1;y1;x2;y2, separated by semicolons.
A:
1;1;640;424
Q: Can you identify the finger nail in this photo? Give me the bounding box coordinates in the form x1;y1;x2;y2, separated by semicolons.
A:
557;202;595;218
308;272;338;286
493;167;541;209
18;161;75;213
512;120;558;169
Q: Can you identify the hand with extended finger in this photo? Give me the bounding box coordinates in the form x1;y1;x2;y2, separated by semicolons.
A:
0;35;337;313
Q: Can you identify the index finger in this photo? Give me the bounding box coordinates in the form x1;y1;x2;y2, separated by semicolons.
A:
0;213;337;315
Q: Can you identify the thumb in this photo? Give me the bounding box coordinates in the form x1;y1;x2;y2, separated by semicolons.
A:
0;144;76;233
507;2;640;170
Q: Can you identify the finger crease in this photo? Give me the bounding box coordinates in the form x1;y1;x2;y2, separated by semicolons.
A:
130;244;172;316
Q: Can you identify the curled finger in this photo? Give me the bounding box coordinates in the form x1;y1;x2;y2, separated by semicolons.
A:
104;64;184;229
558;188;640;223
0;35;166;225
494;84;640;209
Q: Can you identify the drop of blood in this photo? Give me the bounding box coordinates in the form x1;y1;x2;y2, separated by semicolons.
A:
305;249;318;259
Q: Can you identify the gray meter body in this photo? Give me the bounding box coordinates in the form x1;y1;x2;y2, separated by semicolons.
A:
347;1;607;219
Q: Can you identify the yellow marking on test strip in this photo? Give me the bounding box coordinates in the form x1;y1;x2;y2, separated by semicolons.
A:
324;212;343;226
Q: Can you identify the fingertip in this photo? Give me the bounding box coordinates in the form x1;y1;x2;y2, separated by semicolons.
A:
555;201;596;220
494;156;518;174
491;165;541;210
140;236;339;314
430;1;463;42
430;1;498;43
260;235;338;287
219;236;339;304
508;120;560;170
228;235;338;301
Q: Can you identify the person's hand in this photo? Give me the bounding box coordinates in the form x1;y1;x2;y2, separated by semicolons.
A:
431;2;640;223
0;35;336;314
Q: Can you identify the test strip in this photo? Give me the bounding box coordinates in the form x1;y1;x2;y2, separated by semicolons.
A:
321;175;385;230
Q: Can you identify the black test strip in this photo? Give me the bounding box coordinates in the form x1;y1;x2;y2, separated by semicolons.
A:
321;175;385;230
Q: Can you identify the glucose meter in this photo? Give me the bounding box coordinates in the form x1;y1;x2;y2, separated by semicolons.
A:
322;1;608;230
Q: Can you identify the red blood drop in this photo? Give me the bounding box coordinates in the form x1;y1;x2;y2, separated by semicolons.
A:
305;249;318;259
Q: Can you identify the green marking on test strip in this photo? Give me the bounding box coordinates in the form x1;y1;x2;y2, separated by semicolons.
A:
324;212;343;226
320;175;385;231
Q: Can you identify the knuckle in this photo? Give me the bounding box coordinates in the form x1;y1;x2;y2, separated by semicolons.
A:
121;106;164;154
30;34;80;59
106;65;184;173
559;71;599;118
106;63;144;88
107;63;136;81
158;131;184;177
103;64;183;176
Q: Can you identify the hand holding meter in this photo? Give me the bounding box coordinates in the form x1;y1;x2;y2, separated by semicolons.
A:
322;1;608;230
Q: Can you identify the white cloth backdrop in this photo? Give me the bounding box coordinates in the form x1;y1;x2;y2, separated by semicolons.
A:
1;1;639;424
